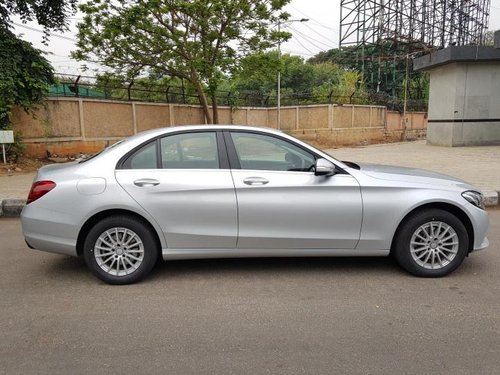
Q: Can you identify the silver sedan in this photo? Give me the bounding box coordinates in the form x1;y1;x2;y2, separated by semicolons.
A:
21;126;489;284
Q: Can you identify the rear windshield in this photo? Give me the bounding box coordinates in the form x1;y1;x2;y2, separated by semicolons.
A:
79;139;125;163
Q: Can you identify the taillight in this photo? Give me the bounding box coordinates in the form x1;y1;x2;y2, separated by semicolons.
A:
27;180;56;204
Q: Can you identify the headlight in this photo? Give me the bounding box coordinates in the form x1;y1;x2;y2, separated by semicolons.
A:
462;191;485;209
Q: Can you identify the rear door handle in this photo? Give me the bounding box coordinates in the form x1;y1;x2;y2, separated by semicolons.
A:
243;177;269;186
134;178;160;187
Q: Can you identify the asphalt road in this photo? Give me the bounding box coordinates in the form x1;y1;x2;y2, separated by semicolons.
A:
1;211;499;375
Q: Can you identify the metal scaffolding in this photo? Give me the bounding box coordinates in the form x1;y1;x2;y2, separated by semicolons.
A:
340;0;491;49
338;0;491;98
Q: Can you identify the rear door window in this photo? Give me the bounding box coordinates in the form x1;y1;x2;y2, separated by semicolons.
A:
160;132;219;169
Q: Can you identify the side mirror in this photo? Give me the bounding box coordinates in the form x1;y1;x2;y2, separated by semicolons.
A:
314;158;336;177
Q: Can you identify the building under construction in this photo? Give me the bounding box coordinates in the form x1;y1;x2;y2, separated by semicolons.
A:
339;0;491;100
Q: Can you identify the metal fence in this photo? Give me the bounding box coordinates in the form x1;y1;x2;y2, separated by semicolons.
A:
51;73;428;112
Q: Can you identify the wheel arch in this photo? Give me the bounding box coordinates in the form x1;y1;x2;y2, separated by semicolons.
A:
76;209;163;257
390;202;474;254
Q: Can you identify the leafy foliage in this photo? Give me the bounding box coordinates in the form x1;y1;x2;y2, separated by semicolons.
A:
308;43;429;104
0;28;55;129
223;46;429;111
0;0;76;130
73;0;291;123
229;51;367;106
0;0;77;33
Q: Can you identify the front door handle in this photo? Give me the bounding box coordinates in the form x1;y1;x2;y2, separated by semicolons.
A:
243;177;269;186
134;178;160;187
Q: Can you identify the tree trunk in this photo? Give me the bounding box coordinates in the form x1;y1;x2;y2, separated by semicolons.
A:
196;82;212;124
211;93;219;124
191;70;212;124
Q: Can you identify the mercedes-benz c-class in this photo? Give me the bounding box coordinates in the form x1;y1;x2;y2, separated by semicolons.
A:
21;126;489;284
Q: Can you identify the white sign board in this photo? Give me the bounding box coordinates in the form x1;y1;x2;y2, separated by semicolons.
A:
0;130;14;144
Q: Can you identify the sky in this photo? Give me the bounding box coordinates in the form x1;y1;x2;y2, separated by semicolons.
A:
11;0;500;76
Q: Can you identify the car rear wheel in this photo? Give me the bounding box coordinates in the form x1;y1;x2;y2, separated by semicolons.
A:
83;215;159;284
393;209;469;277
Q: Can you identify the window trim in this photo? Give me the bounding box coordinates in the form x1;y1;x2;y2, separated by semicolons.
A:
216;131;230;169
223;130;320;172
117;129;229;170
222;131;241;170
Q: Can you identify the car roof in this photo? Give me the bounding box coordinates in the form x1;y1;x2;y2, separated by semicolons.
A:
102;125;283;156
115;125;284;148
136;124;282;137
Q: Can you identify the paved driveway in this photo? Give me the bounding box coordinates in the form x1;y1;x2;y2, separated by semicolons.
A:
1;211;499;374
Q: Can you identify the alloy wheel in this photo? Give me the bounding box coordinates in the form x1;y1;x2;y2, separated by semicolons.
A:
410;221;459;270
94;227;145;276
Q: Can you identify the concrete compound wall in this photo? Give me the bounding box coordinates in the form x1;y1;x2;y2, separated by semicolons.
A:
11;98;427;156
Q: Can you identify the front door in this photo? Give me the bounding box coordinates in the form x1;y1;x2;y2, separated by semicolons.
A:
226;131;362;249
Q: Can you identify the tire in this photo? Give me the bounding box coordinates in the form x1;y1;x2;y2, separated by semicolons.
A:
393;209;469;277
83;215;159;284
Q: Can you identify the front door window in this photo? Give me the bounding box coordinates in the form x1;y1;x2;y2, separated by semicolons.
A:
230;132;315;172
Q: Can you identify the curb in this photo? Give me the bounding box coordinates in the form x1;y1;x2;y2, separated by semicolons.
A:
1;199;27;217
1;191;499;218
483;191;499;207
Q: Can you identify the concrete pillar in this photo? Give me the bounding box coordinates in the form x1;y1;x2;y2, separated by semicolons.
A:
131;103;137;134
168;104;175;126
295;107;300;130
78;99;85;140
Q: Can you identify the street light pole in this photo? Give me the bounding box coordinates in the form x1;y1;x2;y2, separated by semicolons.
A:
277;20;281;130
277;18;308;130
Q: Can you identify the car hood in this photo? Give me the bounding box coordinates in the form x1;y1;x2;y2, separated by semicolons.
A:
355;163;475;190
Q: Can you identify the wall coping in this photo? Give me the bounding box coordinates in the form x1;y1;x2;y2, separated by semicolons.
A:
414;46;500;71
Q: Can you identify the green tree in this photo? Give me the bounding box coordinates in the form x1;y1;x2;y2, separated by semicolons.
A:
0;30;56;128
0;0;77;129
230;50;357;105
73;0;291;124
232;50;281;93
308;43;430;103
1;0;77;31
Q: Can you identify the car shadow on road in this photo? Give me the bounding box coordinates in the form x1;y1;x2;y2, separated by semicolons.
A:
42;253;487;284
41;255;402;283
148;256;406;281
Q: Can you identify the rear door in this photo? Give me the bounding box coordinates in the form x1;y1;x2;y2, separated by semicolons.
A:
115;130;237;249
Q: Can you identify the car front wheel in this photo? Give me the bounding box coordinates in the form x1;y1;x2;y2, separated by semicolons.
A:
393;209;469;277
83;215;159;284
